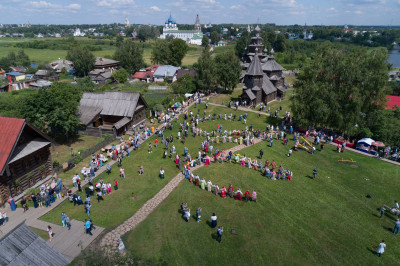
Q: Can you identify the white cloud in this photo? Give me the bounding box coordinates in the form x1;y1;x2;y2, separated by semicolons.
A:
98;0;133;7
354;10;363;14
328;7;336;11
150;6;161;11
29;1;58;8
230;5;242;9
67;3;81;10
98;1;112;7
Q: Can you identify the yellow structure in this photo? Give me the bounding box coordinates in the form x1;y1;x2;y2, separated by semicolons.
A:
338;158;356;163
298;136;313;152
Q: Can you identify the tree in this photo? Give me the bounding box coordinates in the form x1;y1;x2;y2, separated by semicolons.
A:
202;35;209;47
137;25;158;42
151;39;170;65
16;50;30;67
116;35;124;47
290;45;388;135
275;33;286;52
235;35;249;58
19;82;81;139
165;34;175;42
168;39;188;66
114;40;144;74
210;31;220;45
194;47;215;91
66;45;95;77
0;50;31;71
214;51;241;91
172;73;196;94
76;77;97;92
112;68;129;83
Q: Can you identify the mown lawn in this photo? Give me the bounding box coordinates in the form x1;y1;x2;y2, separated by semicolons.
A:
51;135;101;165
40;104;256;229
124;132;400;265
30;227;50;241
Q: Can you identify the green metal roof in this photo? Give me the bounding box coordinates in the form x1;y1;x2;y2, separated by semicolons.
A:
164;30;202;33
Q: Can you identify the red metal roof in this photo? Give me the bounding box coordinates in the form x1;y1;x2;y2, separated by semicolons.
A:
0;117;25;175
386;95;400;109
132;65;162;80
133;71;151;79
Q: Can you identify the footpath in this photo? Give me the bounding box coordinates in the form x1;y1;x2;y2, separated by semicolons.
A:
100;138;262;250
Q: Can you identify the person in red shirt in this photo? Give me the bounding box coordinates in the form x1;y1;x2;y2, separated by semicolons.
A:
155;139;159;148
114;179;118;190
243;190;251;202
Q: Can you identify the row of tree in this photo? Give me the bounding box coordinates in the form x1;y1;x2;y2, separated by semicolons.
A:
171;47;241;95
291;44;400;145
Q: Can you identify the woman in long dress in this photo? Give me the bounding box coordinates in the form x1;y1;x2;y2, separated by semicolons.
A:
213;184;219;196
220;186;226;198
205;156;211;165
200;179;206;190
8;196;17;211
207;180;212;192
377;240;386;257
252;190;257;202
235;189;242;200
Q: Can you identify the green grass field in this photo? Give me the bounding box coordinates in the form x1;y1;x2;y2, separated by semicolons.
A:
40;102;400;264
51;135;101;165
40;104;250;229
124;130;400;265
0;38;206;66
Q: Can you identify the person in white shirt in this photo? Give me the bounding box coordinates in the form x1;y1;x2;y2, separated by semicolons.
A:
211;213;217;228
160;168;165;179
376;240;386;257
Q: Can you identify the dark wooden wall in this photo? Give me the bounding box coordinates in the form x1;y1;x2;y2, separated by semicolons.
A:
0;146;53;204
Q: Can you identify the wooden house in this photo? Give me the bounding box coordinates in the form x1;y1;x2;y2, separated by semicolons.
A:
0;117;54;205
78;91;148;137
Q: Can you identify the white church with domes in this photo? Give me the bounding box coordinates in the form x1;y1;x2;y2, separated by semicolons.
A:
159;14;203;45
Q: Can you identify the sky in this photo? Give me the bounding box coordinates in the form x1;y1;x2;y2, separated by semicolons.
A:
1;0;400;26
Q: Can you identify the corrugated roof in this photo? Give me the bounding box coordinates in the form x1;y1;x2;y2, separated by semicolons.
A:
153;65;180;78
387;95;400;109
246;54;263;76
0;117;25;175
35;70;50;76
0;223;69;266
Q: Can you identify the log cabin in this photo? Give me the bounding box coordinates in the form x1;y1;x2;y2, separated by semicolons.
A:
0;117;54;206
78;91;148;137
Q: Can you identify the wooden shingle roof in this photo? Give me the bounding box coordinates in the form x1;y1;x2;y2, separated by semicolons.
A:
0;222;70;266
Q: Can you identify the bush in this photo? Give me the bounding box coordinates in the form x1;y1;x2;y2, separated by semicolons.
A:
73;155;83;165
53;161;60;168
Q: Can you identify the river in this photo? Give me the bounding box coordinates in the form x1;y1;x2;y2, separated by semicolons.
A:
388;45;400;68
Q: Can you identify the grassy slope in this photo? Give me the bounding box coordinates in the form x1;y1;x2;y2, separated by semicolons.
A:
122;108;400;265
40;104;256;229
52;135;101;164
